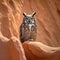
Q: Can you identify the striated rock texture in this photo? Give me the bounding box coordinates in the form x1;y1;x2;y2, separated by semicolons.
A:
0;0;60;60
0;0;26;60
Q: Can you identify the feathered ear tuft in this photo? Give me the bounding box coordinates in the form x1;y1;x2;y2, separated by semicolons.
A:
23;12;27;17
32;12;36;17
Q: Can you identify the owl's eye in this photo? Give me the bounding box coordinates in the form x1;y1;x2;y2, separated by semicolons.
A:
31;18;33;19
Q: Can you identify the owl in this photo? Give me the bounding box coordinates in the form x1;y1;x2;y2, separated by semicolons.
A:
20;12;37;43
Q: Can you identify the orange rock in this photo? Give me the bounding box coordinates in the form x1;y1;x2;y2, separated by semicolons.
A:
0;35;26;60
23;41;60;60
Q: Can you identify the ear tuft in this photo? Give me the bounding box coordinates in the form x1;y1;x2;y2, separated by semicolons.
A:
23;12;27;17
32;12;36;17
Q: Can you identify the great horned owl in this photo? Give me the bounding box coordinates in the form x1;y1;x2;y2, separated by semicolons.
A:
20;12;37;43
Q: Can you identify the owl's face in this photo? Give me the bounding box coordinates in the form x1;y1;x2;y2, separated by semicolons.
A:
24;16;35;24
23;15;37;32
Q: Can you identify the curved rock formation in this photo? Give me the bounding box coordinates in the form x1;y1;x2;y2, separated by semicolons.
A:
23;41;60;60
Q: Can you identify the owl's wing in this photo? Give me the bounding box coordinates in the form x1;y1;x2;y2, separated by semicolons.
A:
20;24;25;37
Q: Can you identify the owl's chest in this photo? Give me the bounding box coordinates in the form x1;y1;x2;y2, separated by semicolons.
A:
22;25;36;37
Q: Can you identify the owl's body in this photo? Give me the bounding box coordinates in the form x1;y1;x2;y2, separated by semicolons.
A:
20;12;37;43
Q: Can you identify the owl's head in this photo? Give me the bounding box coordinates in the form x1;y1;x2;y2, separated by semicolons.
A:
23;12;37;32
